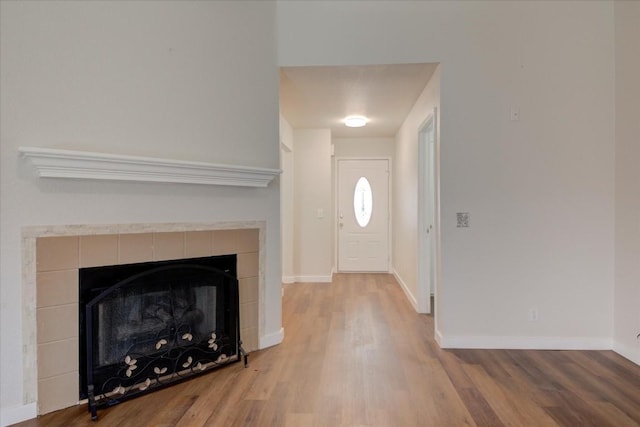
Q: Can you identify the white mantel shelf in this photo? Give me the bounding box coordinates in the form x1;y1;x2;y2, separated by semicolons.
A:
19;146;281;188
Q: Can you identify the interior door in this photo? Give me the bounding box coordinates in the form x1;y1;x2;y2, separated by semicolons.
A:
337;159;389;272
418;109;437;314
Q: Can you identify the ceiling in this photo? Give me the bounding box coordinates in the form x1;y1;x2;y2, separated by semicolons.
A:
279;63;438;139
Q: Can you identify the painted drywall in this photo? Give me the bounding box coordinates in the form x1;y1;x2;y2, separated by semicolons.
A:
0;2;281;424
613;0;640;365
393;66;440;313
333;137;395;158
278;1;615;349
280;116;295;283
292;129;333;281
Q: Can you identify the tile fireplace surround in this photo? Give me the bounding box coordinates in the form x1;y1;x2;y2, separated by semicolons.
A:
22;221;265;415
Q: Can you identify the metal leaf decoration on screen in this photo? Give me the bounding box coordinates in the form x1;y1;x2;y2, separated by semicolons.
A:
95;327;233;406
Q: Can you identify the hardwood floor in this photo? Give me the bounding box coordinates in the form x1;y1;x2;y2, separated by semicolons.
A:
15;273;640;426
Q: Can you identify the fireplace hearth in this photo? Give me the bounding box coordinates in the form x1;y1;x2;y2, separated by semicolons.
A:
79;255;247;420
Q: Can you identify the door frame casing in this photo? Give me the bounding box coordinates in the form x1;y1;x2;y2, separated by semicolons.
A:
418;108;440;315
334;157;393;273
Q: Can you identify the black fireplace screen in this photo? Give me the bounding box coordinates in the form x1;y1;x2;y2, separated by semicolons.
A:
79;255;244;420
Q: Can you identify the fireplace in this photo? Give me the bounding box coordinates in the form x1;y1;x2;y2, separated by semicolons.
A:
78;255;245;419
23;222;265;416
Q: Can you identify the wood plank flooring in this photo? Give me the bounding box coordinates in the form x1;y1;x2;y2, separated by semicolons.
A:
14;273;640;426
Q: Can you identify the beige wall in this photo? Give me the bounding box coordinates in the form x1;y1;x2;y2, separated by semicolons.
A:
614;0;640;365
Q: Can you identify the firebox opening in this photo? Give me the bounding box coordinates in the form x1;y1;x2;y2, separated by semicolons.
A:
78;255;241;416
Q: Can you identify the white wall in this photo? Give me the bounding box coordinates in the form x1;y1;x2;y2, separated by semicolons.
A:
393;66;440;313
0;2;281;424
293;129;333;281
613;0;640;365
278;1;615;349
333;137;394;158
280;116;295;283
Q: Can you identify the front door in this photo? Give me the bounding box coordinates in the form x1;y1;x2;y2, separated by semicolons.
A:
337;159;390;272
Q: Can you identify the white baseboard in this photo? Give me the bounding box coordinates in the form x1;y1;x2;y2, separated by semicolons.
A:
435;329;444;347
1;403;37;427
282;276;295;284
259;327;284;349
438;335;612;350
613;340;640;366
392;269;418;311
292;275;333;283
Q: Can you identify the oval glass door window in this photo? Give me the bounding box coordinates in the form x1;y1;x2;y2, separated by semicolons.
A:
353;177;373;227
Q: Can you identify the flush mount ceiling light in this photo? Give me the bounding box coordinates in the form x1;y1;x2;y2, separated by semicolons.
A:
344;116;368;128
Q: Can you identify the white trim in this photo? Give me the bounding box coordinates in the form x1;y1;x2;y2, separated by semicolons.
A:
435;329;444;347
438;335;613;350
19;146;281;188
280;141;292;153
417;108;438;315
282;276;296;284
613;340;640;366
259;328;284;349
0;403;37;427
292;275;333;283
392;269;418;311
